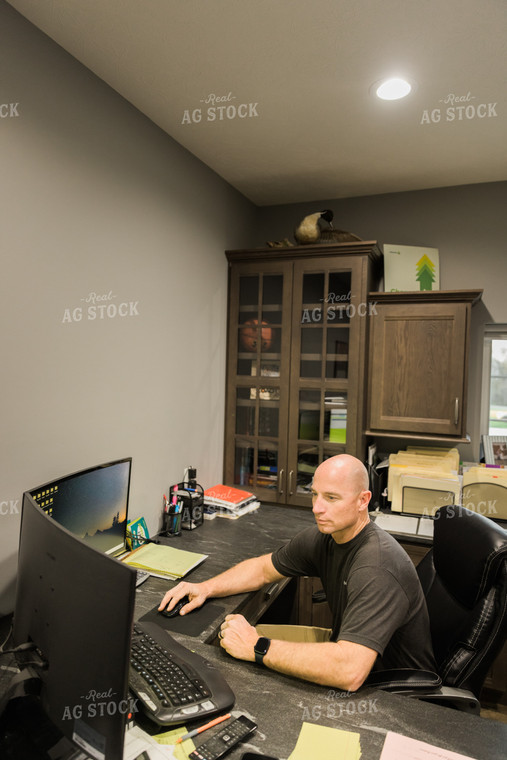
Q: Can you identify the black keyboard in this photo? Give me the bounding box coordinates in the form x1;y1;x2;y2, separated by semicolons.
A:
129;621;235;726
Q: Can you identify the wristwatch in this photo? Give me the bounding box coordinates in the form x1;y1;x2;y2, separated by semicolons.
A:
254;636;271;665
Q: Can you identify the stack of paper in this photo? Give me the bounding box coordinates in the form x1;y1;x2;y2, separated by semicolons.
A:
388;447;460;515
123;543;207;580
204;485;260;520
124;725;181;759
462;466;507;519
380;731;476;760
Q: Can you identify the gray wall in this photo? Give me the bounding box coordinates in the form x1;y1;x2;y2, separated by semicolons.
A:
0;2;256;613
255;182;507;461
2;3;506;615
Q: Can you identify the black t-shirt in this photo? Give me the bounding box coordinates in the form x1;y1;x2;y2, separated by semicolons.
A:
271;521;435;671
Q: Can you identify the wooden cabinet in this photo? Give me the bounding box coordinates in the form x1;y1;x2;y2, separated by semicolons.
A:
367;290;482;440
224;242;382;507
297;576;333;628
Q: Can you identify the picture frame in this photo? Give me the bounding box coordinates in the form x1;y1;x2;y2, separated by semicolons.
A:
482;435;507;466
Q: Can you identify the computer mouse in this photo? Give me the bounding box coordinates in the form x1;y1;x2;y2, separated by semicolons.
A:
158;595;191;619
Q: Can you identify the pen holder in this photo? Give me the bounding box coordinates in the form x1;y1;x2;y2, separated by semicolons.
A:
169;482;204;531
162;506;182;537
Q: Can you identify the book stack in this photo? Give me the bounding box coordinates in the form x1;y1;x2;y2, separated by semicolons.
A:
203;485;260;520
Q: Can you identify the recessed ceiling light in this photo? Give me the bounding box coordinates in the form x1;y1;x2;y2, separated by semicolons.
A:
374;77;413;100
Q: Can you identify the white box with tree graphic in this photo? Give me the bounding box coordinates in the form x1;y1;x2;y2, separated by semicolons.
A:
383;244;439;292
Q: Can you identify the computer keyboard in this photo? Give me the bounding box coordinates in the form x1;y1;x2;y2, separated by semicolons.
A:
129;621;235;726
135;569;150;587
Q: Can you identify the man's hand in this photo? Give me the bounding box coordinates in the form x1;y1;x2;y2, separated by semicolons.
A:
218;614;258;661
158;581;208;615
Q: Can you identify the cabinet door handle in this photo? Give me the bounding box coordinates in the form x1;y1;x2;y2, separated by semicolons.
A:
289;470;294;496
454;398;459;425
264;582;279;600
278;469;284;494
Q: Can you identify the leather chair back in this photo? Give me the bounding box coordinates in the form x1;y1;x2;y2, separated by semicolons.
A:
417;505;507;697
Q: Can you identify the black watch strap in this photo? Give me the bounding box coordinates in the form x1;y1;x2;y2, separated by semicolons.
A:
254;636;271;665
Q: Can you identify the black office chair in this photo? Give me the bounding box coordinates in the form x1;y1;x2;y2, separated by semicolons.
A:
365;505;507;713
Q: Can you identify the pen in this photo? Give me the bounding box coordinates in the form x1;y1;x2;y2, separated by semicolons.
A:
175;713;231;743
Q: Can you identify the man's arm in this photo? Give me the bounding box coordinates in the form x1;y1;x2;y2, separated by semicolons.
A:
219;614;377;692
158;553;285;615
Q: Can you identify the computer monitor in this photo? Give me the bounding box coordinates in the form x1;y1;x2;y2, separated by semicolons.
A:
29;458;132;556
9;488;137;760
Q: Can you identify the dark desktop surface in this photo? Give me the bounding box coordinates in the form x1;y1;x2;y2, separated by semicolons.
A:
1;503;506;759
134;504;507;760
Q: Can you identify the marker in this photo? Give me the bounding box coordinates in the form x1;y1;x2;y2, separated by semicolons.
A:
172;486;182;514
175;713;231;743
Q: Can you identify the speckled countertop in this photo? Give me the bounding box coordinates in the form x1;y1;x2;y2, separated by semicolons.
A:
133;503;507;760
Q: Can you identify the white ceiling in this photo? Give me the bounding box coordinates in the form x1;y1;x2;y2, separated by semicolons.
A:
7;0;507;206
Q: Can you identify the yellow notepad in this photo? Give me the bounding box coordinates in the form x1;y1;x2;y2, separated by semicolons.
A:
123;543;207;579
288;722;361;760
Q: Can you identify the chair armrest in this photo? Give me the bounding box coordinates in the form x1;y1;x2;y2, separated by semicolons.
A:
363;671;481;713
364;668;442;691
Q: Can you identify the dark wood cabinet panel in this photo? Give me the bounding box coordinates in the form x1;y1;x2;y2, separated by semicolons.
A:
367;291;482;439
297;576;333;628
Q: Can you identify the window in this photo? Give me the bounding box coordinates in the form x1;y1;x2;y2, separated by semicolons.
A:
482;325;507;435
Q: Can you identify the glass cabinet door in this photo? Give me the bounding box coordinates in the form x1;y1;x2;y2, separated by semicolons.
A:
287;256;364;505
225;247;375;508
225;261;292;501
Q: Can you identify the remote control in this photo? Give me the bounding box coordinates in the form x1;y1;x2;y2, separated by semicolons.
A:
188;715;257;760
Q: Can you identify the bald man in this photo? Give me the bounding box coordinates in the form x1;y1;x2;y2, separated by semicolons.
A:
159;455;435;691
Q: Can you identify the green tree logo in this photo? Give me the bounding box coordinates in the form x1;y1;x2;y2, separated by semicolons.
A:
416;254;436;291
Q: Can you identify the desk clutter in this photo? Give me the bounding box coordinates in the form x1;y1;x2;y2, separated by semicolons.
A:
132;718;479;760
379;446;507;520
203;485;260;520
164;478;205;535
162;469;261;536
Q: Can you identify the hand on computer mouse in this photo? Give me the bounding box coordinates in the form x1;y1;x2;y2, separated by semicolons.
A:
158;595;191;618
158;581;209;617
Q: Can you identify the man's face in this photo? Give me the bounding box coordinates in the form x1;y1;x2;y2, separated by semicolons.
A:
311;463;369;541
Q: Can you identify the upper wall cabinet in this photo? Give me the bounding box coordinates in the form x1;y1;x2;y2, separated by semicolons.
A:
224;242;382;507
366;291;482;440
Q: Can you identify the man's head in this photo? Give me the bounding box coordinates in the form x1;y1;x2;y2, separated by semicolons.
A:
311;455;371;543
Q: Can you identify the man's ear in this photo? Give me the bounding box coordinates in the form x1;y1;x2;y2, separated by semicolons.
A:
359;490;372;512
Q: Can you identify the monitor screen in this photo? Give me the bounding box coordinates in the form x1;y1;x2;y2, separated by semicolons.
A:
29;458;132;556
11;489;137;760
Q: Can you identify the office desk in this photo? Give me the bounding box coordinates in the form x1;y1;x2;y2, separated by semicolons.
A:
1;505;506;759
135;505;507;760
139;504;315;640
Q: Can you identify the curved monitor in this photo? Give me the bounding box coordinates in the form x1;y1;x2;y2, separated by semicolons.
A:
12;486;137;760
29;458;132;556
